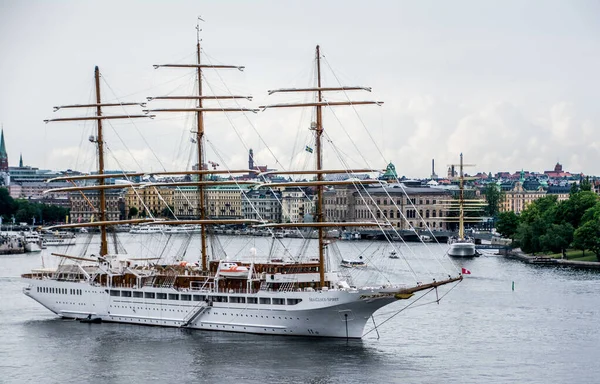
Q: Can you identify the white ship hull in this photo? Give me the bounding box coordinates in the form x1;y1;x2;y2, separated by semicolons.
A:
448;241;476;257
23;279;396;338
25;242;42;252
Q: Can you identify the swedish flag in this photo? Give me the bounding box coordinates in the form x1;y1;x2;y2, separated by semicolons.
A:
305;146;313;153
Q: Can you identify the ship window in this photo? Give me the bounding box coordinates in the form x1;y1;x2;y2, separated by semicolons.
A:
168;294;179;300
287;298;302;305
181;294;192;301
121;291;132;297
192;295;205;301
272;298;285;305
110;290;120;297
213;296;228;303
156;293;167;300
247;297;258;304
145;292;156;299
233;297;246;303
133;291;143;298
259;297;271;305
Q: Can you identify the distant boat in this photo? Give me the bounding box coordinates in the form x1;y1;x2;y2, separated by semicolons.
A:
22;232;42;253
448;238;476;257
341;259;367;268
389;250;400;259
420;235;433;243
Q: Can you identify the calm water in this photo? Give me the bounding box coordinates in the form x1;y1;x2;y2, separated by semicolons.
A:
1;236;600;384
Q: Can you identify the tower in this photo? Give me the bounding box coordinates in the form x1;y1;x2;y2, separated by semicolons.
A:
0;129;8;172
19;153;23;168
430;158;438;179
248;148;254;170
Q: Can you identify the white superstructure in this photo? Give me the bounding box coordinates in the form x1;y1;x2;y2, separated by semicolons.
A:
23;257;411;338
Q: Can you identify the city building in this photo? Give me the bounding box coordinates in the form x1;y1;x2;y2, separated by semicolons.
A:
125;186;174;217
69;190;122;223
242;189;282;222
206;185;246;219
281;187;314;223
500;171;546;214
324;183;452;230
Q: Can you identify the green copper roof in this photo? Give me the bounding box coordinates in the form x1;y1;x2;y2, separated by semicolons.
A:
0;129;6;157
381;162;398;180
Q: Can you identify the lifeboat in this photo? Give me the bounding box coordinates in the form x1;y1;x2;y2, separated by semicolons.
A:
218;262;249;278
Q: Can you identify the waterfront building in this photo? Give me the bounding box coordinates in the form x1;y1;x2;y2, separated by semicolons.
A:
126;186;174;218
242;189;282;222
8;181;71;201
281;187;314;223
69;190;122;223
206;185;246;219
173;186;199;219
324;183;451;230
500;172;546;214
546;185;571;202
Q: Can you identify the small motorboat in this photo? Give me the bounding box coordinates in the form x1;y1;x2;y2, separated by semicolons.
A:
389;251;400;259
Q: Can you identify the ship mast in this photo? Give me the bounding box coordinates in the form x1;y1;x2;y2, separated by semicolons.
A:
94;67;108;255
260;45;383;288
45;67;150;256
195;40;208;271
459;152;464;240
147;20;257;271
315;46;325;285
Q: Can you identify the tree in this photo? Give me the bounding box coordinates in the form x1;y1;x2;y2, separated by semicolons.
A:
570;182;580;196
540;223;574;256
0;187;17;219
573;219;600;261
160;206;175;219
580;177;592;192
496;211;519;239
128;207;138;219
483;183;504;217
555;191;598;228
515;222;536;254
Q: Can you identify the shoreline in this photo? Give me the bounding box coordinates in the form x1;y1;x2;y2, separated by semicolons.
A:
507;250;600;270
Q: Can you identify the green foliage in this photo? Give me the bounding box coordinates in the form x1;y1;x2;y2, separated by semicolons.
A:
570;183;580;196
540;223;574;254
555;191;598;228
514;191;600;256
160;206;175;219
0;187;17;217
0;187;69;224
496;211;519;239
580;177;592;192
128;206;138;219
483;183;504;217
573;219;600;261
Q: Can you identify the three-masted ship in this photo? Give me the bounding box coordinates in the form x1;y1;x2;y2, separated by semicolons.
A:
22;28;461;338
445;153;486;257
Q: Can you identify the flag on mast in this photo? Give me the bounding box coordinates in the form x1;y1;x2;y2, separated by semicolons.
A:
305;145;313;153
461;267;471;275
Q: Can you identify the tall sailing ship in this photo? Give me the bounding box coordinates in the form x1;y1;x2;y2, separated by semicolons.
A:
22;24;462;339
445;154;486;257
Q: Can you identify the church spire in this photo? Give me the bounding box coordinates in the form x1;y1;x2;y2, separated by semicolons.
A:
0;129;8;172
19;153;23;168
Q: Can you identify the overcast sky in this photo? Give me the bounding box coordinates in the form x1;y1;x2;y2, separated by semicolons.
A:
1;1;599;178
